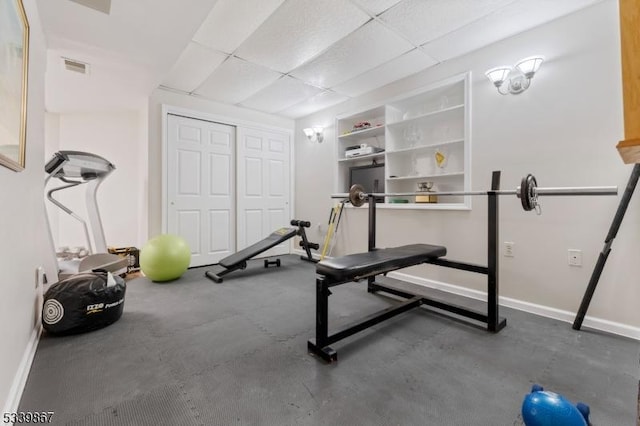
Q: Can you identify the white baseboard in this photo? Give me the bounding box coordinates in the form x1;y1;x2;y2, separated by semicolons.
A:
2;325;41;418
291;250;640;340
387;271;640;341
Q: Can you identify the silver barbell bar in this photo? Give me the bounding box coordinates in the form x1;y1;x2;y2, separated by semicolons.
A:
332;174;618;213
527;187;618;196
331;186;618;199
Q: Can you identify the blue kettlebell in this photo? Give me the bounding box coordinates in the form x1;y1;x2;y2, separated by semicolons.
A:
521;384;590;426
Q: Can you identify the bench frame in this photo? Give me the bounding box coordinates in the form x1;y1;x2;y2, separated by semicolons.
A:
308;171;507;362
205;220;317;283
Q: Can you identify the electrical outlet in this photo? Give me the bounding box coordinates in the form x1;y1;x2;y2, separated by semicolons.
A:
35;266;44;289
504;242;514;257
568;249;582;266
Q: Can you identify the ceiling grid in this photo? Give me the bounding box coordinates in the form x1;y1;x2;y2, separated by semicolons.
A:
40;0;604;116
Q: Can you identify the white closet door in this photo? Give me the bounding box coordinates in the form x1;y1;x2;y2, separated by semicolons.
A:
167;114;236;266
237;127;291;256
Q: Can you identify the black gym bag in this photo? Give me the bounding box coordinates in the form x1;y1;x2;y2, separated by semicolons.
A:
42;270;126;335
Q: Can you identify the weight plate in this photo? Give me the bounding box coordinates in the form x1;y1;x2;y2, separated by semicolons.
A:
520;174;537;211
349;184;366;207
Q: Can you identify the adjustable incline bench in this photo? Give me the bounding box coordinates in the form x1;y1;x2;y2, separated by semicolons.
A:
205;220;318;283
308;172;507;363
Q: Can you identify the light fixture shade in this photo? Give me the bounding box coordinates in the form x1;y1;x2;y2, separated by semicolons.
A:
313;127;324;143
485;67;512;87
515;56;544;78
303;126;324;143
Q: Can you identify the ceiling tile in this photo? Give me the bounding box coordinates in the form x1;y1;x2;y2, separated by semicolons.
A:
161;42;228;92
194;56;282;104
41;0;220;71
69;0;111;14
240;76;323;113
290;20;415;88
421;0;601;62
192;0;285;54
349;0;402;16
279;90;350;118
234;0;371;73
332;48;437;97
379;0;516;45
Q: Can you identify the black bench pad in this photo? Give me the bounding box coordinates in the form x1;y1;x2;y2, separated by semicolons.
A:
219;227;297;268
316;244;447;282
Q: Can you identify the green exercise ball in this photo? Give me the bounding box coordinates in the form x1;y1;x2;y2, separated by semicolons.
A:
140;234;191;282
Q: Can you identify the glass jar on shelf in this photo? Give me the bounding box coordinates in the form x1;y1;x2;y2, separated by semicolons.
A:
403;125;422;148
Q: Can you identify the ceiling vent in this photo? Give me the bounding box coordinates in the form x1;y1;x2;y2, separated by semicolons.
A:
68;0;111;14
62;58;90;75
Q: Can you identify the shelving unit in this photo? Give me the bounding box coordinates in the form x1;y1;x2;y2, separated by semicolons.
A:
337;152;385;163
338;124;385;141
334;73;471;209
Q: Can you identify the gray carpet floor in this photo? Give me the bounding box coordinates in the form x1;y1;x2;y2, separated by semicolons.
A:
19;255;639;425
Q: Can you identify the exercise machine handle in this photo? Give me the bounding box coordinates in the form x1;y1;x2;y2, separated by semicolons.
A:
291;219;310;228
300;241;320;250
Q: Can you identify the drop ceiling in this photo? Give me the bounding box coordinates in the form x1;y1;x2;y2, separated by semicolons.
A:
37;0;603;117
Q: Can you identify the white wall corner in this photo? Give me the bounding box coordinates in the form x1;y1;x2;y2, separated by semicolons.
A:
2;326;41;417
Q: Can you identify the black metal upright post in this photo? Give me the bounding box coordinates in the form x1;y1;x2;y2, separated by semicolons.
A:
573;163;640;330
487;171;501;332
314;277;329;348
308;275;338;362
368;196;376;252
298;225;317;263
367;196;377;291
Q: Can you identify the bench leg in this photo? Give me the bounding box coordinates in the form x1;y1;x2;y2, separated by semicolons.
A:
307;277;338;362
307;340;337;363
204;262;246;283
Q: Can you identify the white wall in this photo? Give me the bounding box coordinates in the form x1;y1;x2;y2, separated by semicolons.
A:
44;113;60;248
295;1;640;331
44;111;146;250
0;0;54;412
147;88;295;239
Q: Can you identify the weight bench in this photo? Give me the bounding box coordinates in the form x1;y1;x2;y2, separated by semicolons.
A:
316;244;446;282
205;220;318;283
308;171;508;363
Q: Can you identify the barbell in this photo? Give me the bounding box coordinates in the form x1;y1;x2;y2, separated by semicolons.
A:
334;174;618;213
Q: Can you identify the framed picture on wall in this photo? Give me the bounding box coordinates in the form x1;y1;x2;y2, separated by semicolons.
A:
0;0;29;172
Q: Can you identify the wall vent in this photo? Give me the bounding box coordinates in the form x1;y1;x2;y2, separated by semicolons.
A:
62;58;90;75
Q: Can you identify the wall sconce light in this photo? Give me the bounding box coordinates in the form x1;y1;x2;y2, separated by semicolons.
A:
303;127;324;143
485;56;544;95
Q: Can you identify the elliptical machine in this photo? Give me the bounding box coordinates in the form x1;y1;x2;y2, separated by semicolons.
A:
44;151;128;280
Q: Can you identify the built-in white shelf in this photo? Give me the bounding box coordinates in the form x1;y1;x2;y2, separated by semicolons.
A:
338;124;385;141
386;104;465;127
385;139;464;155
387;171;464;181
334;73;471;210
338;152;386;162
